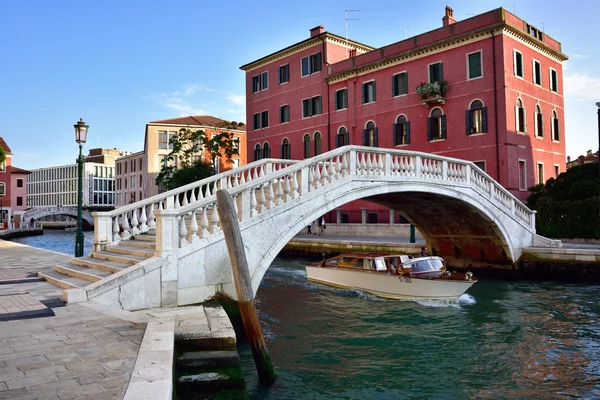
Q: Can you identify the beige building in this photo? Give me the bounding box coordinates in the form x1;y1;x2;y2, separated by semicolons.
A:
115;115;246;207
84;148;132;165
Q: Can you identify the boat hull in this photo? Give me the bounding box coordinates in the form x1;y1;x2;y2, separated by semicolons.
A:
305;266;475;300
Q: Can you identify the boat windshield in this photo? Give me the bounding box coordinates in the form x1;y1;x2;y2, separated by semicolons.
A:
407;258;444;273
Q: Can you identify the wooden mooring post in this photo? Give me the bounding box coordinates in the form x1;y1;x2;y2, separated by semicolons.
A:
216;190;276;384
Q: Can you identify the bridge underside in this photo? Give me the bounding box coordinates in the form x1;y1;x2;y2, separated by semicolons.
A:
367;192;512;267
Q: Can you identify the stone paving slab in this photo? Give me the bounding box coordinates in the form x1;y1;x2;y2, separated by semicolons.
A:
0;268;28;281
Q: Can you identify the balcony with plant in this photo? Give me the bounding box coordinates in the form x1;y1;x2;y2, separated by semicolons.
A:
416;80;448;106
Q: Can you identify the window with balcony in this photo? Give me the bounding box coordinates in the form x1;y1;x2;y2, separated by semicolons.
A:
363;121;378;147
427;108;446;140
466;100;487;135
393;115;410;145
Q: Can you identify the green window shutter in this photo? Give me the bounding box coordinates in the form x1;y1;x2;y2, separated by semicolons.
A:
482;107;488;133
439;63;443;81
402;73;408;94
335;91;339;110
540;114;544;137
393;123;399;145
429;64;435;83
373;81;377;101
362;130;367;146
465;110;472;135
336;134;340;148
362;84;366;104
405;122;411;144
392;75;397;96
441;115;447;139
427;118;433;141
374;127;379;147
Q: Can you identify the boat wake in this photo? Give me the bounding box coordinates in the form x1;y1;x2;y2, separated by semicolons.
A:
414;293;476;308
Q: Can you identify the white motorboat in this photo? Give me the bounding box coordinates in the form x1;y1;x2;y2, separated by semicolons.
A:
305;253;477;300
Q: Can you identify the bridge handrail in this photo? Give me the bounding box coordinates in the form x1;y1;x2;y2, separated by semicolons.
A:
165;146;535;249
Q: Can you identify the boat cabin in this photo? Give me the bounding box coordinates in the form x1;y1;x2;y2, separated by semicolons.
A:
321;253;446;276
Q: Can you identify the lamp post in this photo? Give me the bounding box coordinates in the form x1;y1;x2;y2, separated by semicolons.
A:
74;118;88;257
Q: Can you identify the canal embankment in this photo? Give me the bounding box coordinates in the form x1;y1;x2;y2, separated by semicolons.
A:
0;227;43;240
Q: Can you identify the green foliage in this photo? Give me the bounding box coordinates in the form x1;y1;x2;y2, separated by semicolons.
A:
0;147;6;165
527;163;600;239
416;80;448;99
155;126;240;190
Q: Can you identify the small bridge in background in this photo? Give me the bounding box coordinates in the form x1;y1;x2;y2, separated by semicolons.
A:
23;206;95;228
62;146;560;310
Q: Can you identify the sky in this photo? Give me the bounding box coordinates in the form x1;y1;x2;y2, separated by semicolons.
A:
1;0;599;170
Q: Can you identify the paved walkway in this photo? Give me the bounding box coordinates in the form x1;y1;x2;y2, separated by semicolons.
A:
0;240;145;399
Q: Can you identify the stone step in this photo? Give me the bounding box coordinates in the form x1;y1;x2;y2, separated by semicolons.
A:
134;234;156;242
54;263;113;283
176;372;245;394
38;269;90;290
90;250;148;265
122;240;156;249
72;256;129;274
177;350;240;372
104;245;154;258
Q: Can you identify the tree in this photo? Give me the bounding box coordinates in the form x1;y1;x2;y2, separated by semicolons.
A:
0;147;6;166
155;125;240;190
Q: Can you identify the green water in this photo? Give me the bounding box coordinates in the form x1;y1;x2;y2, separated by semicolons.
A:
240;258;600;399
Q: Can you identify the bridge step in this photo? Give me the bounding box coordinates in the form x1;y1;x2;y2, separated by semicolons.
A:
91;250;148;265
54;263;113;283
133;233;156;242
122;240;156;249
105;245;154;258
38;269;90;290
72;256;129;274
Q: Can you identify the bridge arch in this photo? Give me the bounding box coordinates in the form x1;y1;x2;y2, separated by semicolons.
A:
23;207;94;229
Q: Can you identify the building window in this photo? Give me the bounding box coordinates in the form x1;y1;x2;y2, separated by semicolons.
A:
302;96;322;118
466;100;487;135
254;144;261;161
0;161;5;171
518;160;527;190
252;71;268;93
303;134;311;158
514;50;524;77
392;72;408;96
0;183;5;195
139;159;143;170
280;105;290;123
533;60;542;85
534;105;544;138
429;62;443;83
336;89;348;110
16;179;23;188
515;98;526;133
232;137;240;153
158;131;168;149
336;127;349;147
362;121;378;147
362;81;376;104
262;142;270;158
551;110;560;141
468;51;482;79
427;108;446;140
301;52;322;77
393;115;410;145
550;68;558;92
281;138;291;159
279;64;289;84
554;165;559;179
314;132;322;156
474;161;486;172
253;111;269;129
367;213;378;224
537;163;544;185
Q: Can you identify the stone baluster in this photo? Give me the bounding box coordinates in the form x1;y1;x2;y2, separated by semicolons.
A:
189;210;199;242
378;154;385;176
240;171;246;185
182;192;189;207
321;161;329;184
250;188;258;217
199;207;209;238
334;156;342;179
179;216;188;247
131;209;140;235
112;215;121;242
148;203;156;229
121;212;131;238
139;205;148;232
189;189;197;203
291;171;299;198
283;176;291;202
275;179;284;206
257;185;266;213
174;194;181;209
267;181;275;209
307;166;314;191
327;159;335;182
210;204;220;233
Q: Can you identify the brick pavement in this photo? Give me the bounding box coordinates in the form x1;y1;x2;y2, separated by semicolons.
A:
0;239;145;399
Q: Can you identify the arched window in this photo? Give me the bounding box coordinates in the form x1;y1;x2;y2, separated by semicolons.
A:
551;110;560;141
363;121;378;147
336;127;349;147
254;144;261;161
281;138;291;159
262;142;270;159
466;100;487;135
303;134;311;158
427;108;446;140
516;98;526;133
393;115;410;145
535;105;544;138
314;132;322;156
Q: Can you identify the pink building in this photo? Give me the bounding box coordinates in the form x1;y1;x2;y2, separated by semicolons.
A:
241;7;567;223
10;167;31;228
0;137;12;230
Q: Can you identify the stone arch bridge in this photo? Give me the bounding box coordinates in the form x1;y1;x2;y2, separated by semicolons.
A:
66;146;559;310
23;206;94;228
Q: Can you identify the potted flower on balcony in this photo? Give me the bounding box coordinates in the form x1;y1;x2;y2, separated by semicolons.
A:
416;80;448;106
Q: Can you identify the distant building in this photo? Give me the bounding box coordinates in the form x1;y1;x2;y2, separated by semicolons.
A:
84;148;130;165
27;163;115;208
241;6;567;223
10;166;30;228
0;137;13;230
566;150;599;169
114;115;247;207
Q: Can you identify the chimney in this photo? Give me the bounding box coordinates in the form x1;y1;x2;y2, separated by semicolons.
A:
567;156;571;163
310;25;325;38
587;149;593;156
442;5;457;27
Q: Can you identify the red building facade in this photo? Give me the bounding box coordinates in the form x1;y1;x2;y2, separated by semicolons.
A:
241;7;567;223
0;137;13;230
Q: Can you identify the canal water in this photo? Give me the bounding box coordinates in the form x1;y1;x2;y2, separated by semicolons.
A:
11;232;600;399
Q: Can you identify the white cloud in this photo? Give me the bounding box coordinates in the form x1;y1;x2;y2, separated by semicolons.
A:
172;84;215;97
227;94;245;105
564;72;600;102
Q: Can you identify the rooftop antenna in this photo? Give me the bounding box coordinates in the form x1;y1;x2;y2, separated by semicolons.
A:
405;27;408;39
345;9;360;58
512;4;516;14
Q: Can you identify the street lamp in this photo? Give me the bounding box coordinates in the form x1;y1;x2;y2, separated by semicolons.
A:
74;118;88;257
